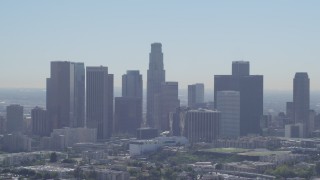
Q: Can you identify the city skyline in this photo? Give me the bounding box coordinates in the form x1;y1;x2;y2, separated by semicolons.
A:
1;1;320;90
2;2;320;179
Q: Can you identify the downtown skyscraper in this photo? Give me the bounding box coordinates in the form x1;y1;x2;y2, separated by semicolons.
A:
158;82;180;131
293;72;310;137
86;66;114;140
31;107;49;137
46;61;85;131
6;104;24;133
214;61;263;136
232;61;250;76
216;91;240;138
188;83;204;108
122;70;143;98
146;43;165;129
115;70;143;135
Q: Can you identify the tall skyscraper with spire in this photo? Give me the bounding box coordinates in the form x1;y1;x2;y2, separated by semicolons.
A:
146;43;165;128
293;72;310;137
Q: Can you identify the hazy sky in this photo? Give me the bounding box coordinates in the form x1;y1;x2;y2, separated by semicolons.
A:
1;1;320;90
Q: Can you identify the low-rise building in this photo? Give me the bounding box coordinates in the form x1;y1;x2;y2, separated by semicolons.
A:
22;165;74;179
214;136;281;149
129;139;160;156
82;151;108;163
170;108;220;143
223;161;275;174
0;151;66;167
1;133;31;152
72;143;108;153
136;127;158;140
259;152;309;165
80;166;129;180
40;127;97;151
129;136;188;156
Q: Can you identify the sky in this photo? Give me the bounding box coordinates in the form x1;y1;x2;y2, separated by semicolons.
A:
0;1;320;90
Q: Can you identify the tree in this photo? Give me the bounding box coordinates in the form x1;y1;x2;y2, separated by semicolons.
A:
2;169;10;173
163;168;177;180
296;167;313;179
271;165;295;178
50;152;58;163
215;163;223;170
43;172;52;179
88;171;97;179
17;168;36;177
34;173;43;179
149;168;161;180
74;167;83;178
62;158;76;164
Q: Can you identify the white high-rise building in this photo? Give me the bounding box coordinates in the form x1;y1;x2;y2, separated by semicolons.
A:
216;91;240;138
184;109;220;143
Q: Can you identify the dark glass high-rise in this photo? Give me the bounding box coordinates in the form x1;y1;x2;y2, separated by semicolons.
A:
86;66;114;140
46;61;85;131
214;61;263;136
293;72;310;137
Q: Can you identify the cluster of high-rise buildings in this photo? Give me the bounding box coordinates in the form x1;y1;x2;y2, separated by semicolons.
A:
167;60;264;142
45;63;142;140
0;42;315;147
